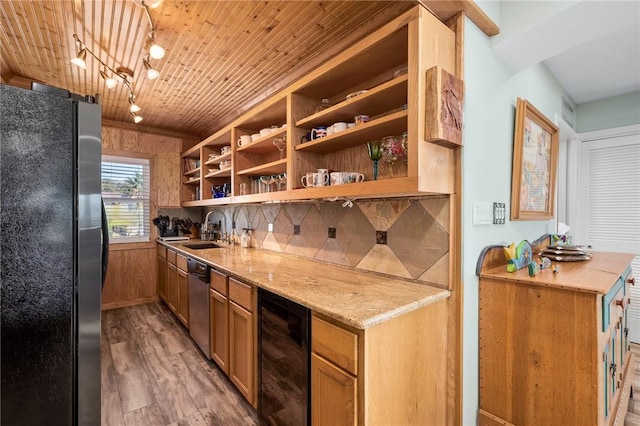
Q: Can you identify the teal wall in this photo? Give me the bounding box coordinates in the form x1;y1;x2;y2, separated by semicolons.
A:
461;15;569;426
576;91;640;132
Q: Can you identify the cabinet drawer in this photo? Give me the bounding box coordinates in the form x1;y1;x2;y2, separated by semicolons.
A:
167;249;177;265
210;268;228;296
157;245;167;259
176;253;187;271
602;266;632;331
229;278;252;312
312;316;358;376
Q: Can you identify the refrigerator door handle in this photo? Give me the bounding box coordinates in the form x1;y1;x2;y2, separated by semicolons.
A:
101;198;109;289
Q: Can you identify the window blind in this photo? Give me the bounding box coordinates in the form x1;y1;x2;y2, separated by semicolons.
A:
101;155;151;243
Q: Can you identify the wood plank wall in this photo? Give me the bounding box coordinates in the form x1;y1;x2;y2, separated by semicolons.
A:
101;121;198;310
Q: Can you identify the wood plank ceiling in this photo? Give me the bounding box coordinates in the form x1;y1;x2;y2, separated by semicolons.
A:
0;1;495;139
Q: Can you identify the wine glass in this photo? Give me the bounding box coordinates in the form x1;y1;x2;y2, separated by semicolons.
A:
366;141;383;180
273;135;286;159
381;135;406;178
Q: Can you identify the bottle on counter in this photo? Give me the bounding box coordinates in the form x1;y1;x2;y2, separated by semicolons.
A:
241;228;252;248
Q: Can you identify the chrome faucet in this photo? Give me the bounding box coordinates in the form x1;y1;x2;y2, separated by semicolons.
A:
203;209;227;242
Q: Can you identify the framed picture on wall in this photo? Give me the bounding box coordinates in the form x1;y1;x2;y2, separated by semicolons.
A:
511;98;559;220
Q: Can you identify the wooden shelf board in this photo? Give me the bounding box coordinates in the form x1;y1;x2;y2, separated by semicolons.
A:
237;158;287;176
296;75;408;128
235;95;287;130
184;167;201;177
184;178;200;185
204;168;232;178
204;152;231;165
295;110;408;154
237;128;286;154
200;124;233;147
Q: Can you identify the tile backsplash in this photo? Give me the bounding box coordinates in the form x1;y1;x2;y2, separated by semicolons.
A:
203;196;450;287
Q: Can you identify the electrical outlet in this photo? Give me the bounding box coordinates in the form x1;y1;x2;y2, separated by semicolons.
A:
493;202;506;224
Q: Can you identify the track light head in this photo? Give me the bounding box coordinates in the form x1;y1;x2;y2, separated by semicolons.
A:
147;32;165;59
100;70;118;89
131;112;143;123
143;57;160;80
71;48;87;69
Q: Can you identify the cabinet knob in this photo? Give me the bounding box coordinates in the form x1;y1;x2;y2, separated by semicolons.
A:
616;298;626;308
627;277;635;286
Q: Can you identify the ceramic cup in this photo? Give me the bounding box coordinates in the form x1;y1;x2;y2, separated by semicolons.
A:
260;128;272;137
347;122;355;129
332;122;347;133
311;126;328;140
348;172;365;183
354;115;370;125
316;169;329;187
326;126;334;136
221;145;232;155
251;133;261;142
301;172;315;188
237;135;252;147
330;172;346;185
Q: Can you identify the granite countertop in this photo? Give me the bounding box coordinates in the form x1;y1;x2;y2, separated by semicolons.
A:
158;239;450;329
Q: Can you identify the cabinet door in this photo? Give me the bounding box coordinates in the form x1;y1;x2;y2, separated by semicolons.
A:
311;353;356;426
167;262;178;313
229;300;254;405
177;268;189;328
210;289;229;374
157;256;168;302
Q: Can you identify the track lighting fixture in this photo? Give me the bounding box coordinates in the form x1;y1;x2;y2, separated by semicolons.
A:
70;1;164;124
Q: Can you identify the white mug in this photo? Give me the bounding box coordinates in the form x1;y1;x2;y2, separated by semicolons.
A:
260;128;272;137
237;135;252;147
316;169;329;187
251;133;261;142
332;122;347;132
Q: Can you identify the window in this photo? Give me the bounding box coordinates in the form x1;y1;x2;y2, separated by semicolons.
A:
101;155;151;243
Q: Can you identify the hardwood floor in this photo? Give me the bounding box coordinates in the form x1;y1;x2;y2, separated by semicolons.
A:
101;302;258;426
626;344;640;426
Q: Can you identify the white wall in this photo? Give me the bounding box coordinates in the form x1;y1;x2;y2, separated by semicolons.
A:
576;91;640;132
461;16;569;426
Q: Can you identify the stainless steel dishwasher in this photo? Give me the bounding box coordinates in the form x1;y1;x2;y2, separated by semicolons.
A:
187;258;210;359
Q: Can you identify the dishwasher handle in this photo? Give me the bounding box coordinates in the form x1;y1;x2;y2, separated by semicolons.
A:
187;258;210;282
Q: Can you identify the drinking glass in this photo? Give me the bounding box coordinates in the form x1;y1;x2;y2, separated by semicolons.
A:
381;135;406;178
366;141;383;180
273;135;286;159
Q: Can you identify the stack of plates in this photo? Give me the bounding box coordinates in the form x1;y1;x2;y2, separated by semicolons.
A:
539;245;591;262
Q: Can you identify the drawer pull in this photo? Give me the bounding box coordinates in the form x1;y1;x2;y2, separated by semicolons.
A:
628;277;635;286
616;299;626;308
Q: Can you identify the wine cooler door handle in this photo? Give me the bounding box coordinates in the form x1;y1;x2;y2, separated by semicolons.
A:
101;198;109;290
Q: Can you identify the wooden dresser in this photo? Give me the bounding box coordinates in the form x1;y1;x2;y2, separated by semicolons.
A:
477;238;635;426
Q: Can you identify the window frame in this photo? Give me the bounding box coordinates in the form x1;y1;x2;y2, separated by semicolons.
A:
101;154;151;244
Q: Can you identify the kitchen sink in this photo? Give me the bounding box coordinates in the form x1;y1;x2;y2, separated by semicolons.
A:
183;242;223;250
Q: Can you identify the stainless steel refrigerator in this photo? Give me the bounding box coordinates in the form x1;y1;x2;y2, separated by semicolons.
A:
0;83;107;425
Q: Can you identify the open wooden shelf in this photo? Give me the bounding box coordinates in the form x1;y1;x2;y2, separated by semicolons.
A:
295;110;407;154
237;128;287;154
204;152;231;165
204;168;232;178
296;75;408;128
237;158;287;176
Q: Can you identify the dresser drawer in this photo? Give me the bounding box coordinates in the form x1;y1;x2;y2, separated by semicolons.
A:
229;278;252;311
157;245;167;259
210;268;228;296
312;316;358;376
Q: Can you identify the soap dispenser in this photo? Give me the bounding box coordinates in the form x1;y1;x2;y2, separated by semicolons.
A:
241;228;252;248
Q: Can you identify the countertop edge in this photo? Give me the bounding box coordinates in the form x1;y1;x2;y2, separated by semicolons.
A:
157;239;451;329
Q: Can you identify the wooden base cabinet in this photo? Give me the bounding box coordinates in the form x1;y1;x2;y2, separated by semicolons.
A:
210;268;229;374
157;246;168;302
228;278;256;407
176;253;189;327
478;246;636;426
311;298;448;426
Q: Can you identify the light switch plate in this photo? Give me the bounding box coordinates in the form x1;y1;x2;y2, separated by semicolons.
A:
267;223;273;232
473;202;492;226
